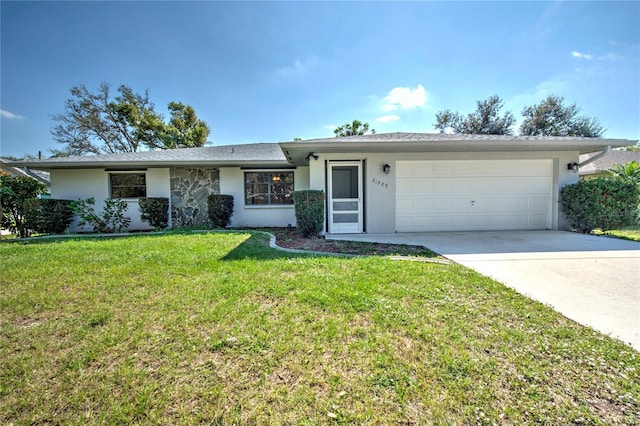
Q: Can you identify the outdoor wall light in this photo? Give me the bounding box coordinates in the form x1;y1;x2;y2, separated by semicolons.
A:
567;162;579;173
305;152;319;161
382;163;391;175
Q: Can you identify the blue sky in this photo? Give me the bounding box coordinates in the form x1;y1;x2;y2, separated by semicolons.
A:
1;1;639;158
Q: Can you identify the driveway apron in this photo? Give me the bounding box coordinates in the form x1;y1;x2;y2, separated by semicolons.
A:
327;231;640;351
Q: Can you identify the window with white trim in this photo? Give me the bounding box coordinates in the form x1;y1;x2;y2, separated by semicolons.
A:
110;173;147;198
244;171;294;205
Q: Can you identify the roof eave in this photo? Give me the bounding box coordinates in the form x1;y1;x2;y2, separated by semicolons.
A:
279;139;634;166
4;159;291;171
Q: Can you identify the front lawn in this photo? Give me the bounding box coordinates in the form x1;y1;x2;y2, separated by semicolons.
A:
1;232;638;424
594;225;640;242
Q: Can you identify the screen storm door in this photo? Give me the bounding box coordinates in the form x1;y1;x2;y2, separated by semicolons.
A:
328;161;363;233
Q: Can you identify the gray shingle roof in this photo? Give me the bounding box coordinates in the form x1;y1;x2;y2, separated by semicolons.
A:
579;150;640;176
0;158;51;185
6;143;288;169
279;132;636;165
299;132;610;143
6;133;637;170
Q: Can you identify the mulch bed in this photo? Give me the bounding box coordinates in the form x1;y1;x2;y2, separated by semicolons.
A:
260;227;435;256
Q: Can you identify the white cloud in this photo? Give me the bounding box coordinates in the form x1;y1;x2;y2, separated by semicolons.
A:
533;78;568;96
275;56;319;80
376;115;400;123
0;109;26;119
510;76;569;111
381;84;427;111
571;50;625;62
597;53;624;61
571;51;593;60
323;124;337;130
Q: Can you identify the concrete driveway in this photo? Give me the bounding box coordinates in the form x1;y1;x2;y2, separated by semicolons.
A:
327;231;640;351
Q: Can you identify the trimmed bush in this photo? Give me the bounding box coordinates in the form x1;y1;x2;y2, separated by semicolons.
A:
139;197;169;229
70;197;131;233
560;177;639;233
0;175;47;237
293;190;325;237
207;194;234;228
23;199;74;234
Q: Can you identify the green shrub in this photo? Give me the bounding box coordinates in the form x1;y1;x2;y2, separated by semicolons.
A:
560;177;639;233
139;197;169;229
293;190;325;237
207;194;234;228
0;175;47;237
23;199;74;234
70;197;131;233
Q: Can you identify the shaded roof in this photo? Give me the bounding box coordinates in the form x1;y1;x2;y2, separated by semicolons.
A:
0;158;51;185
280;132;636;165
579;150;640;176
5;143;289;170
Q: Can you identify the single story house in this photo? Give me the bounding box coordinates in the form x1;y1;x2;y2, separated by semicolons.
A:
579;149;640;180
7;133;634;234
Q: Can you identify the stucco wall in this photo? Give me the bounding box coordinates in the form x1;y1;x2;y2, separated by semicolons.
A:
220;166;309;228
50;168;171;232
308;151;580;234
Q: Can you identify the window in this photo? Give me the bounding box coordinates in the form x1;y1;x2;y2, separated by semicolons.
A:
245;171;294;205
110;173;146;198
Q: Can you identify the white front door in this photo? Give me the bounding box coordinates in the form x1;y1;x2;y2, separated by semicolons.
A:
328;161;363;233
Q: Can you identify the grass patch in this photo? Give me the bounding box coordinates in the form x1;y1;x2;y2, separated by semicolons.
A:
593;225;640;242
1;231;638;424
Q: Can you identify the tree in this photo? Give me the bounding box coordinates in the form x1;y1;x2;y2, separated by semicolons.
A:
519;95;604;137
146;102;210;150
334;120;376;137
0;175;47;237
434;95;515;135
607;161;640;186
51;83;210;156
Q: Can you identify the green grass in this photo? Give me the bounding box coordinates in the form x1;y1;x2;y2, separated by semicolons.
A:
1;231;638;424
594;225;640;242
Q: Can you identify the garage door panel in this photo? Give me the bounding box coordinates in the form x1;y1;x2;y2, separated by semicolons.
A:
396;198;413;211
396;160;552;232
529;196;550;210
528;177;552;193
397;178;433;195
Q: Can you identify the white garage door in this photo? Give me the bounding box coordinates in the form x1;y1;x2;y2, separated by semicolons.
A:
396;159;553;232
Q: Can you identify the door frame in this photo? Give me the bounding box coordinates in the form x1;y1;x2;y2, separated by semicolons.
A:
327;160;363;234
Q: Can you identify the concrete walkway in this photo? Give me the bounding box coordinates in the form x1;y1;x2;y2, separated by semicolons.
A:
327;231;640;351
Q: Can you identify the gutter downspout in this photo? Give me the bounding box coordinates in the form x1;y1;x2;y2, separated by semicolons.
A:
579;145;611;168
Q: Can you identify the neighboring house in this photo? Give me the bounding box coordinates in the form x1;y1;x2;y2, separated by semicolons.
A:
579;149;640;180
0;158;51;193
6;133;635;234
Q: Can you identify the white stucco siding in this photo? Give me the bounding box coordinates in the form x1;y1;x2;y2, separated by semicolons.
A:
146;168;171;198
50;168;171;232
219;166;309;228
308;151;580;234
50;169;109;201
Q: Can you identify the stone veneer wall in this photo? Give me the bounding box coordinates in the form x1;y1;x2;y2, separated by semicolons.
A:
170;168;220;227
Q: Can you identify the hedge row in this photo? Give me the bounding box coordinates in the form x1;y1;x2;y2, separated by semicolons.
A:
560;177;639;233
